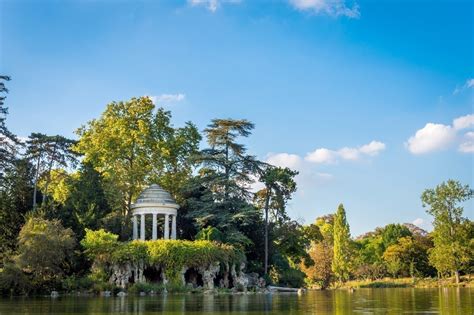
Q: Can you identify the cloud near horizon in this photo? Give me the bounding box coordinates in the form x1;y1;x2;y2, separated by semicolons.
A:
305;140;386;164
406;114;474;154
289;0;360;18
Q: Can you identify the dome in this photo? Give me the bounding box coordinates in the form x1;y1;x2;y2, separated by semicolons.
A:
133;184;178;206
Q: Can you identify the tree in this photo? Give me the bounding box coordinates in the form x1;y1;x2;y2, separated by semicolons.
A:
381;223;412;250
302;241;333;289
421;179;473;284
255;165;298;274
0;159;35;259
0;75;19;180
16;217;75;289
25;133;77;209
382;235;434;279
75;97;200;216
187;119;260;248
332;204;351;283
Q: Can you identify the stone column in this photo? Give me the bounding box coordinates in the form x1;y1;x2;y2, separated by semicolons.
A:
171;215;177;240
132;215;138;240
152;213;157;240
140;214;146;241
164;214;169;240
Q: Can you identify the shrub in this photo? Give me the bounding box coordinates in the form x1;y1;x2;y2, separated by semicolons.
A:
0;263;32;296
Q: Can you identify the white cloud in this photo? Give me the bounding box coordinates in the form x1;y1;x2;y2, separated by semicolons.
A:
453;114;474;130
338;147;360;160
266;152;303;170
305;148;338;164
289;0;360;18
305;140;386;164
406;113;474;155
406;123;456;154
148;93;185;104
453;78;474;95
459;131;474;153
359;141;386;156
188;0;240;12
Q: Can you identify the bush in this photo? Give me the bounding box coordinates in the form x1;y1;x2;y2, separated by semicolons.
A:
128;282;164;294
0;263;32;296
61;275;94;292
277;267;306;288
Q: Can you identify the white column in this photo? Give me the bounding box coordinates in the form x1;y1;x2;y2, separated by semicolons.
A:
152;213;157;240
164;214;169;240
132;215;138;240
140;214;146;241
171;215;177;240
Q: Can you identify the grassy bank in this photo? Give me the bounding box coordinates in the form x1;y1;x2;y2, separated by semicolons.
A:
335;275;474;289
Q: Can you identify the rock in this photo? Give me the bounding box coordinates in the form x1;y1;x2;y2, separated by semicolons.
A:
50;291;59;298
139;291;146;296
149;290;156;295
101;291;111;297
198;262;220;290
297;288;305;295
117;291;127;297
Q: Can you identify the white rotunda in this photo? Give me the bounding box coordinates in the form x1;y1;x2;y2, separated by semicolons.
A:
131;184;179;240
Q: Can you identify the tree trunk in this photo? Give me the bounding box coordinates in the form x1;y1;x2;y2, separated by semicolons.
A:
454;270;460;285
32;155;41;209
264;190;270;275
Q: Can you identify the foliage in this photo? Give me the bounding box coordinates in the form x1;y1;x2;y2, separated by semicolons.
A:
74;97;200;217
81;229;245;285
195;226;223;242
0;262;32;296
332;204;351;283
16;217;75;290
26;133;77;209
255;165;298;274
185;119;261;249
301;241;333;289
421;180;473;283
0;158;34;258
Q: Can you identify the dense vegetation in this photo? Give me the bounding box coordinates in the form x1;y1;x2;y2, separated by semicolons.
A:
0;76;472;295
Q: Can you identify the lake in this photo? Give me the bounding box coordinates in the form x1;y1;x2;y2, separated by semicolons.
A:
0;288;472;314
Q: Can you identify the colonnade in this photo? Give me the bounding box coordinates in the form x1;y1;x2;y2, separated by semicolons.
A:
132;213;177;240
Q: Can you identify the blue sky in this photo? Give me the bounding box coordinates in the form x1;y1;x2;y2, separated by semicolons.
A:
1;0;473;236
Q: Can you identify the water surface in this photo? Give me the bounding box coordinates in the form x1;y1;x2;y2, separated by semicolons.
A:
0;288;472;314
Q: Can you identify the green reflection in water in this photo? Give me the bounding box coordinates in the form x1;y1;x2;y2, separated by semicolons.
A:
0;288;472;314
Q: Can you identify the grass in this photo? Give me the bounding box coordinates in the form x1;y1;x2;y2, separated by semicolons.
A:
335;275;474;289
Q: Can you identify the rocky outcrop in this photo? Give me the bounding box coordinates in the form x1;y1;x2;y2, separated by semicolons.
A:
199;262;220;290
106;260;262;292
109;264;132;288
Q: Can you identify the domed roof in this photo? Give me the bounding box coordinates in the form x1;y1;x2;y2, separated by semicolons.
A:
133;184;178;206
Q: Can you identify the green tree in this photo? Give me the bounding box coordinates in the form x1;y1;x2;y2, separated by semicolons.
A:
75;97;200;216
26;133;77;209
255;165;298;274
0;75;19;180
332;204;351;283
421;179;473;284
16;217;75;289
381;223;412;250
187;119;260;248
0;159;34;259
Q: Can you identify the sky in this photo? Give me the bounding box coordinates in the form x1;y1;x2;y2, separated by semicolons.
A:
1;0;473;236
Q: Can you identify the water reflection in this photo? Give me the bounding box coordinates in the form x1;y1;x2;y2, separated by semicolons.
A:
0;288;472;314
